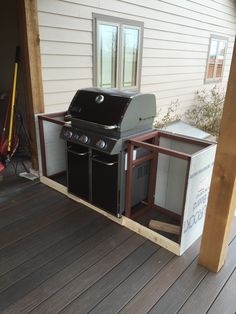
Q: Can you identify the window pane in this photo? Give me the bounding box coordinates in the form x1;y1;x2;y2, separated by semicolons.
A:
216;40;226;78
122;27;139;87
209;39;218;61
99;24;118;88
207;64;215;79
207;39;218;79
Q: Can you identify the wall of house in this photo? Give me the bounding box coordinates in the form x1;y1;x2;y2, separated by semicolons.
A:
37;0;236;117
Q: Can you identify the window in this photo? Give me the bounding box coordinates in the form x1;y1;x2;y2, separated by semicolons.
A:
205;36;227;82
93;14;143;90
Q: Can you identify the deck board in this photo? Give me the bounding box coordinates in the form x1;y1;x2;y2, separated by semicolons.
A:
207;267;236;314
60;241;160;313
0;222;126;312
178;233;236;314
148;259;207;313
0;187;67;229
0;214;108;290
0;197;76;250
119;239;201;314
0;176;38;204
89;246;174;314
28;234;144;313
0;177;235;314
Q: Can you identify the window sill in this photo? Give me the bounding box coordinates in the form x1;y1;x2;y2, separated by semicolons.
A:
204;78;222;84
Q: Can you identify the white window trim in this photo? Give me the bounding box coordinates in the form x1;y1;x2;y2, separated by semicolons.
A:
205;35;228;84
93;13;144;90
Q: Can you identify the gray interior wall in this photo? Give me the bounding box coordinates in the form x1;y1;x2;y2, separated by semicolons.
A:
154;137;206;215
43;120;66;176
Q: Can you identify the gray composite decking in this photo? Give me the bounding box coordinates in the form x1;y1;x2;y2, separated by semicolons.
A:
0;177;236;314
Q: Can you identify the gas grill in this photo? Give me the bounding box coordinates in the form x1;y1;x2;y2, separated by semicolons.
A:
60;88;156;217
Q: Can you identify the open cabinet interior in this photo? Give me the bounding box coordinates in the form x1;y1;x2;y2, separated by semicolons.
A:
154;136;206;216
125;131;217;253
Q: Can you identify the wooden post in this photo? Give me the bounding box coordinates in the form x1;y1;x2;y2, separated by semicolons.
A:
17;0;44;170
198;37;236;272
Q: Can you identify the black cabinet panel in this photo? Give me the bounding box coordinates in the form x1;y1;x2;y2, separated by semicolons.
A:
92;155;118;214
67;145;89;200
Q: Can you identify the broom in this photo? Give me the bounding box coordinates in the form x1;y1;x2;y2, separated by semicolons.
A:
0;46;20;172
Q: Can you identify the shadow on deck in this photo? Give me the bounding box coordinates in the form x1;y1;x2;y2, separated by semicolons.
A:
0;177;235;314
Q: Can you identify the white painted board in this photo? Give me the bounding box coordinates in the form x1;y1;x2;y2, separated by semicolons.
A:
35;114;66;177
180;144;217;254
43;120;66;176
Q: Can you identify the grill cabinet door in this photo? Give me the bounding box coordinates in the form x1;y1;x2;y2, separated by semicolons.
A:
92;154;118;214
67;144;89;200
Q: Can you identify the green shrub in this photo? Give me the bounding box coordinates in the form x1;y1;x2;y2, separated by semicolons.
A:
185;86;224;137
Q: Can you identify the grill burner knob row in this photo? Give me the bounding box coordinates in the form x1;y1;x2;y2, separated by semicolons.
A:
79;135;89;144
96;139;106;149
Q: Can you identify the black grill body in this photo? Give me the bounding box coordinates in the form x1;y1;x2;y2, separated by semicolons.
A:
60;88;156;216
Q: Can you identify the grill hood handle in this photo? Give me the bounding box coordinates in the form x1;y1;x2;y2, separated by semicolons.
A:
66;116;118;130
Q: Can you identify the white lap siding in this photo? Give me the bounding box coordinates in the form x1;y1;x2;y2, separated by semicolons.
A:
37;0;236;114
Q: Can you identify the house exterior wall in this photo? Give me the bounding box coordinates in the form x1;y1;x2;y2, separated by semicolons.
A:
37;0;236;116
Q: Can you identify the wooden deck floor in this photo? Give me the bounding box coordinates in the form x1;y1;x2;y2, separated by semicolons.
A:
0;177;236;314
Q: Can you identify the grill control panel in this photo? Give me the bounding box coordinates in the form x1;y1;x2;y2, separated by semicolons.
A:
60;126;118;154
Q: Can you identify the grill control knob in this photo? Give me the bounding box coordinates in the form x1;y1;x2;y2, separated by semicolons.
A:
96;139;106;149
65;130;73;139
79;135;89;144
73;134;79;141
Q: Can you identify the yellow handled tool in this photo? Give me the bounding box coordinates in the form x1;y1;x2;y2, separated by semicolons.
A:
7;46;20;154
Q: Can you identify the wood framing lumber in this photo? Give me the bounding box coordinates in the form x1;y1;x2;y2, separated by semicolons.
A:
149;220;180;235
198;37;236;272
17;0;44;169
